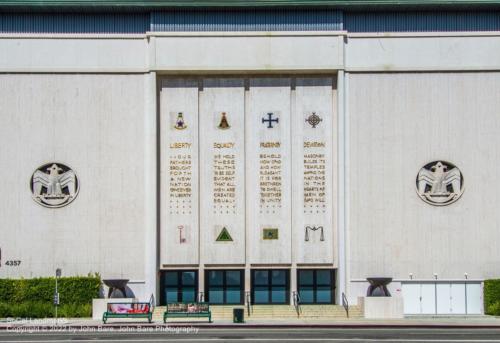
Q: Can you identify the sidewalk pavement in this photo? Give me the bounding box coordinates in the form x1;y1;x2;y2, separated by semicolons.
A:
2;316;500;330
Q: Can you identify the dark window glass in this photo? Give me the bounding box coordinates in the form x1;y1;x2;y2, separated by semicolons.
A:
316;286;332;303
226;287;241;303
272;270;286;285
166;287;178;303
165;272;178;286
316;270;331;285
209;271;224;286
271;286;287;303
254;286;269;303
298;270;314;286
299;286;314;303
182;287;196;302
297;269;334;304
209;287;224;304
251;270;289;304
254;270;268;285
182;271;196;286
206;270;244;305
160;270;198;305
226;271;241;286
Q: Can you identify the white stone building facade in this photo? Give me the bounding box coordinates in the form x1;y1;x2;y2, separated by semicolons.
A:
0;1;499;315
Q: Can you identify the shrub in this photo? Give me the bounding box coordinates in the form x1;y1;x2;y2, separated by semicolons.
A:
486;301;500;316
0;274;100;318
0;279;16;303
484;279;500;316
0;302;54;318
58;303;92;318
0;274;100;305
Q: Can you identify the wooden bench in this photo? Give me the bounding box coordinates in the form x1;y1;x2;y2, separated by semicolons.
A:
102;302;153;324
163;302;212;323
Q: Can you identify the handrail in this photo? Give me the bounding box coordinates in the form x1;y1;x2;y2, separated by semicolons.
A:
245;291;252;316
342;292;349;318
292;291;301;317
198;291;204;303
149;293;155;313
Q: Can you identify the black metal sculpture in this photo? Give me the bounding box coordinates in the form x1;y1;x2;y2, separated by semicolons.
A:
366;277;392;297
103;279;130;298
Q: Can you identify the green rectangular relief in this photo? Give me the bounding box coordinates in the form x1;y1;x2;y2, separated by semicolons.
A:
263;228;279;240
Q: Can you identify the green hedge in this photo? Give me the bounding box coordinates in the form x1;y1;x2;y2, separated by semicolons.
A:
484;279;500;315
0;302;92;318
0;275;100;305
0;275;100;318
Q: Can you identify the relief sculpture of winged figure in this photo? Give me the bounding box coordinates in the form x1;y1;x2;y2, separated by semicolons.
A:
416;161;464;206
31;163;79;208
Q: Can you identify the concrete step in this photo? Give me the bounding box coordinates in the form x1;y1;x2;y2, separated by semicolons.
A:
153;305;363;320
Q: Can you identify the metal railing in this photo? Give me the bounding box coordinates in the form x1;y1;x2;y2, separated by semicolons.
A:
198;291;204;303
292;291;301;317
149;294;156;313
342;292;349;318
245;291;252;316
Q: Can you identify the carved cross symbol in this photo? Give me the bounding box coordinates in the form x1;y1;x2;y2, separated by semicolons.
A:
306;112;322;128
262;113;279;128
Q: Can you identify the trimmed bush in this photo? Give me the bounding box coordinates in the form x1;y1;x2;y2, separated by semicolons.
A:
0;302;92;318
487;301;500;316
484;279;500;316
0;275;100;305
0;275;100;318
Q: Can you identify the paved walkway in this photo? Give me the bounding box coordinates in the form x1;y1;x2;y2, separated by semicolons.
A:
2;316;500;329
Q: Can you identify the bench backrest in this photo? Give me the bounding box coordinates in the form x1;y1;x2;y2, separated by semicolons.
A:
107;302;151;314
166;302;209;313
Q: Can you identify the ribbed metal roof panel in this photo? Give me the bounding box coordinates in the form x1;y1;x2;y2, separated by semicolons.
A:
345;11;500;32
151;9;343;31
0;0;500;11
0;13;149;33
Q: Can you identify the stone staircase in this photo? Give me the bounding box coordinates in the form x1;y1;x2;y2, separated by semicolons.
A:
153;304;363;322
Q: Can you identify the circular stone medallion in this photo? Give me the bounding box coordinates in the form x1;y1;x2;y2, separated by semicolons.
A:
30;162;79;208
416;161;464;206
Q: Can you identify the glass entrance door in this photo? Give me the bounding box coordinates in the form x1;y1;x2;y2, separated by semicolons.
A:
205;270;244;304
160;270;198;305
297;269;335;304
251;269;290;304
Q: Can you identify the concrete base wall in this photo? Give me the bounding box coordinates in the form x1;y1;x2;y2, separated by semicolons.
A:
363;297;404;319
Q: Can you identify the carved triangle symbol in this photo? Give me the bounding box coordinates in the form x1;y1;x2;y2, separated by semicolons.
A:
216;227;233;242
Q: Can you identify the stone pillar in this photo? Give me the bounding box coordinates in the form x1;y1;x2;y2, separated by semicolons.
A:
290;265;297;305
143;71;158;303
245;267;251;304
336;70;347;304
198;266;205;302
